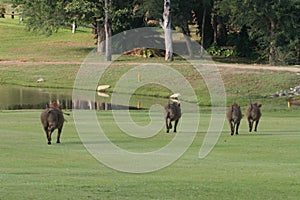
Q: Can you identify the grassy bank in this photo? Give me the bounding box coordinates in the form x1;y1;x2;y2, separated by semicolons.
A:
0;110;299;199
1;17;300;109
1;60;298;110
0;17;94;62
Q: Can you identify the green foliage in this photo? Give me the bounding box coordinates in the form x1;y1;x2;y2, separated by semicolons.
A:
13;0;66;35
1;0;13;3
0;2;5;17
12;0;144;36
207;43;237;57
215;0;300;65
207;42;221;56
111;5;144;34
64;0;102;23
6;0;300;65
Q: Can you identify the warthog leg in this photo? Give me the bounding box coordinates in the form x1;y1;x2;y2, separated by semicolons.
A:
57;128;62;143
254;120;259;132
235;122;240;135
248;119;253;132
174;119;179;133
47;126;56;145
165;117;170;133
168;121;172;129
230;121;234;135
43;127;50;144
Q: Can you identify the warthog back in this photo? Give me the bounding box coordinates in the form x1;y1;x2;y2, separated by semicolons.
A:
41;107;64;144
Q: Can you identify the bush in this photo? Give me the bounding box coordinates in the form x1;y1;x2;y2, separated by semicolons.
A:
0;3;6;18
207;43;237;57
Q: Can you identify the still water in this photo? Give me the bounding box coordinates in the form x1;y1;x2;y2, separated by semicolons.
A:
0;85;164;110
0;85;73;109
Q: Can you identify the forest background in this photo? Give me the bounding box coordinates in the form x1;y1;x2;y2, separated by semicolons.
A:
1;0;299;65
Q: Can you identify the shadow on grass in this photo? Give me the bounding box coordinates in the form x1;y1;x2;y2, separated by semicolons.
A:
73;47;95;54
236;131;300;136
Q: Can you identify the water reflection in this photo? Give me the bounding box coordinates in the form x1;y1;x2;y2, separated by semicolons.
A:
0;85;72;110
0;85;162;110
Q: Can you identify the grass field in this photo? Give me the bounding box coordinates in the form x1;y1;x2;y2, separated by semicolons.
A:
0;17;94;62
0;110;300;199
1;15;300;199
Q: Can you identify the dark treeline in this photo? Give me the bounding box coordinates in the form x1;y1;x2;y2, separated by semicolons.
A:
8;0;300;65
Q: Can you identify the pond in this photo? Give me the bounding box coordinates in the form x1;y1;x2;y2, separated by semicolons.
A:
0;85;165;110
0;85;73;110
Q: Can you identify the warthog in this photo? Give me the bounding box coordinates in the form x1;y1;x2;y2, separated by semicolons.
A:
41;103;64;144
226;102;243;135
246;102;262;132
164;100;181;133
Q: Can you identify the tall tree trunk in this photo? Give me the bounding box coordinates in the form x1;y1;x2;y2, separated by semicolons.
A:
105;0;112;61
162;0;173;61
200;8;206;57
178;24;193;58
97;21;105;55
211;14;217;44
183;32;193;58
298;44;300;65
269;18;276;65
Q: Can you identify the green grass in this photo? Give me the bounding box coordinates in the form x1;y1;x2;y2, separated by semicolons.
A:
0;64;79;88
0;110;299;199
0;17;94;62
1;9;300;200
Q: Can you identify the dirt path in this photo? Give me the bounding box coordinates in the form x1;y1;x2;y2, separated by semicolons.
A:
1;60;300;73
0;60;83;66
214;63;300;73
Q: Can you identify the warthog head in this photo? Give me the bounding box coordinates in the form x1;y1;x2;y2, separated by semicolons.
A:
164;99;181;133
246;102;262;132
226;102;243;135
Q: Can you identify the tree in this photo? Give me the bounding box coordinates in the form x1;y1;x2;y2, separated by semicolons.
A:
171;0;197;58
143;0;197;59
215;0;300;65
161;0;173;61
64;0;104;53
13;0;144;60
198;0;213;56
12;0;66;35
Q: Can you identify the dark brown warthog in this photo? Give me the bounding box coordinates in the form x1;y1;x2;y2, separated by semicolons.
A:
41;103;64;144
226;103;243;135
246;102;262;132
164;100;181;133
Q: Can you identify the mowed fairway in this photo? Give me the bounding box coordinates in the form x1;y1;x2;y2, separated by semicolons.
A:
0;109;299;199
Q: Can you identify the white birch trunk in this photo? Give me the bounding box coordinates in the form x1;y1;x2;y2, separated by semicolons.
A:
163;0;173;61
72;20;76;34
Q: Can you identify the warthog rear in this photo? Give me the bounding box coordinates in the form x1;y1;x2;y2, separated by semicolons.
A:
164;101;181;133
41;103;64;144
226;103;243;135
246;103;262;132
